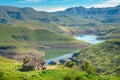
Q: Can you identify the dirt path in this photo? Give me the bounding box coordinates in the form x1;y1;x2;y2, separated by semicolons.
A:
45;65;57;70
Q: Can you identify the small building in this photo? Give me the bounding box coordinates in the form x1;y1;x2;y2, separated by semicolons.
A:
22;56;45;71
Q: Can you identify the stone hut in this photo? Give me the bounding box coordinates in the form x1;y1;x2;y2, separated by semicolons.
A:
33;57;46;70
22;56;45;71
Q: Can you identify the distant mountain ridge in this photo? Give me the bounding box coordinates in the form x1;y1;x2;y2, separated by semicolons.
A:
53;5;120;23
0;5;120;24
57;5;120;16
0;6;52;23
0;5;120;37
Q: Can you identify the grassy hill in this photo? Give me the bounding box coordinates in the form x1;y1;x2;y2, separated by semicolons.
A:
0;24;89;60
72;39;120;76
0;56;120;80
97;27;120;39
0;24;83;47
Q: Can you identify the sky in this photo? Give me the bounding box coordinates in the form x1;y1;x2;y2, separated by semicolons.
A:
0;0;120;12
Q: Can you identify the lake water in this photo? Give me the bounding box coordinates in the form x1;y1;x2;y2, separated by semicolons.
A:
74;35;105;45
45;53;74;64
45;35;105;64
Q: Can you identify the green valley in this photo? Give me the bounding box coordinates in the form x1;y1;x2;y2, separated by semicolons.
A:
0;23;89;60
0;4;120;80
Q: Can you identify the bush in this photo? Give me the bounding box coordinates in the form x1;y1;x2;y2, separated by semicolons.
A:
81;60;96;75
66;61;75;68
63;70;78;80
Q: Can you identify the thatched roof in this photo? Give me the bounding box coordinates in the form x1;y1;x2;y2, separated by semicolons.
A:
22;59;37;67
33;57;45;64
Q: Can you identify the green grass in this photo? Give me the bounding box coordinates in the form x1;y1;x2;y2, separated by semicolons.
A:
0;56;120;80
0;23;89;60
73;39;120;76
0;24;88;52
97;26;120;39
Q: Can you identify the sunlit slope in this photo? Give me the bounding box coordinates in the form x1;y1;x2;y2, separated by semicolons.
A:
73;39;120;76
0;24;89;51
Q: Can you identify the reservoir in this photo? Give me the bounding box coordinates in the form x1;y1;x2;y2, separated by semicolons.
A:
74;35;105;45
45;35;105;64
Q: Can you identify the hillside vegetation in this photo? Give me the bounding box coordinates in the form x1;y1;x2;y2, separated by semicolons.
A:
0;56;120;80
0;24;87;48
72;39;120;76
0;24;89;60
97;27;120;39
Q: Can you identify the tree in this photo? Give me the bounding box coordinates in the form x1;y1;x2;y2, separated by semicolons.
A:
66;61;75;68
81;60;96;75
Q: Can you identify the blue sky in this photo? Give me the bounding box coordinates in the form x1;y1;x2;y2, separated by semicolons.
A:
0;0;120;12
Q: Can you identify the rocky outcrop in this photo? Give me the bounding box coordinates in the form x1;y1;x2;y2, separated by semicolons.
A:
22;56;45;71
48;60;60;65
59;58;71;64
0;49;45;61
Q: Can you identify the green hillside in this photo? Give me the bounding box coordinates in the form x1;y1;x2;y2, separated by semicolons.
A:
0;56;120;80
97;27;120;39
72;39;120;76
0;24;83;47
0;24;89;59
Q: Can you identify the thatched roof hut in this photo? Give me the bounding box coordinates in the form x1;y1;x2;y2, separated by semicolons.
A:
22;56;45;71
22;58;38;71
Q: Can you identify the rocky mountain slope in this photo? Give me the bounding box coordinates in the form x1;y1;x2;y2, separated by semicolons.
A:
0;5;120;26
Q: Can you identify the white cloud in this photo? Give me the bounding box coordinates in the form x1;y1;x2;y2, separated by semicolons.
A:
18;0;42;3
91;0;120;8
26;0;41;2
34;7;66;12
23;0;42;2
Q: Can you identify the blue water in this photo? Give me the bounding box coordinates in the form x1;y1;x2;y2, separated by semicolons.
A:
45;35;105;64
74;35;105;45
45;53;74;64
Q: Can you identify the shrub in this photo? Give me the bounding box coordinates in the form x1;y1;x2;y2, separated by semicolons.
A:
81;60;96;75
66;61;75;68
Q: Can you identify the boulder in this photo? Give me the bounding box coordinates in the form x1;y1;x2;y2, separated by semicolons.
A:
48;60;60;65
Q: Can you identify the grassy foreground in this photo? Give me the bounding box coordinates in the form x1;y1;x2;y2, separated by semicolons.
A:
0;56;120;80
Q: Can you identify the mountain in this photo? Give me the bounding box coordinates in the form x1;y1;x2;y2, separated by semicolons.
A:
0;5;120;25
53;5;120;36
0;5;120;60
0;6;80;25
0;5;120;36
0;6;51;23
72;39;120;76
54;5;120;23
